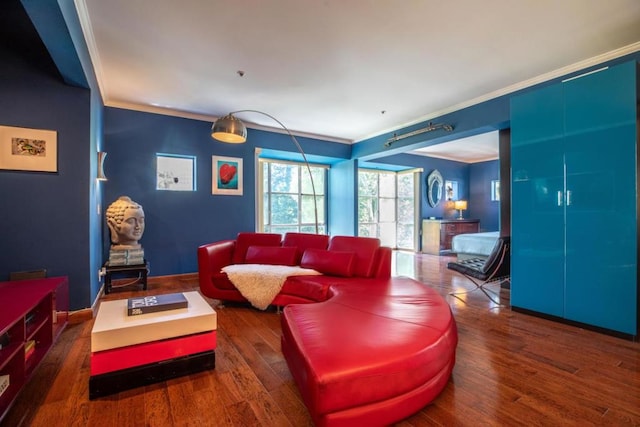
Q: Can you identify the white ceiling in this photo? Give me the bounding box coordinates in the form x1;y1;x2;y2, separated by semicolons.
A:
75;0;640;161
412;131;499;163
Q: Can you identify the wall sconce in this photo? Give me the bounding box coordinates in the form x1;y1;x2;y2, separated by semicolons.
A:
97;151;108;181
454;200;467;219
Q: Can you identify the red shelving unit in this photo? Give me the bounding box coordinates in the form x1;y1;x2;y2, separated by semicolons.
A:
0;276;69;422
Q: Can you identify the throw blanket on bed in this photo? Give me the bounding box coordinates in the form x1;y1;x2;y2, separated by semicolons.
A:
222;264;322;310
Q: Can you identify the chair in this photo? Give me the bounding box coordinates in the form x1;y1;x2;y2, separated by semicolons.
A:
447;236;510;305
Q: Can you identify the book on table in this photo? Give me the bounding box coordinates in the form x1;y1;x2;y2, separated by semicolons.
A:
127;292;188;316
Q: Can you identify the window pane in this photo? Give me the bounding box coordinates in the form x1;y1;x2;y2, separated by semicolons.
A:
397;173;413;197
358;171;378;196
379;223;396;247
397;197;414;223
315;195;325;223
270;163;298;193
397;224;414;249
263;162;269;190
301;194;320;224
263;193;269;225
379;198;396;222
379;173;396;197
358;223;377;237
271;194;299;224
358;197;378;222
302;166;325;195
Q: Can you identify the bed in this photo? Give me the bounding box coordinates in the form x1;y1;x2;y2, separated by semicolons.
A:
451;231;499;260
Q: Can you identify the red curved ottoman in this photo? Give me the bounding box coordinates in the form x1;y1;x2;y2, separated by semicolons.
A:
281;277;457;426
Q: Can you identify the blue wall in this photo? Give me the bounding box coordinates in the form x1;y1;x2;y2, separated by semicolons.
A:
103;107;351;277
0;43;92;310
469;160;500;231
329;159;358;235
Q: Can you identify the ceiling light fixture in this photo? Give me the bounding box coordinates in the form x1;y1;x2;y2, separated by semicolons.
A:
385;122;454;147
211;110;320;234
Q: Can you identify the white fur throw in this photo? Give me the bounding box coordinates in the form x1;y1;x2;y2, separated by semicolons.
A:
222;264;322;310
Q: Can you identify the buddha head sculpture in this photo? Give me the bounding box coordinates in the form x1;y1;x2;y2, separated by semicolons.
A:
106;196;145;249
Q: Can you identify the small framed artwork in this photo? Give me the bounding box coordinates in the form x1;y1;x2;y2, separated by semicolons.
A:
212;155;243;195
0;125;58;172
445;180;458;201
491;180;500;201
156;153;196;191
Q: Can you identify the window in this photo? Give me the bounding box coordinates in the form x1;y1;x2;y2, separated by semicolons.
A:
156;153;196;191
258;159;327;234
358;169;419;250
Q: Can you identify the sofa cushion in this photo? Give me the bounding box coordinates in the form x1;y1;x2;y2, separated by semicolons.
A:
282;232;330;263
232;232;283;264
328;236;380;277
245;246;298;266
280;275;334;302
301;249;355;277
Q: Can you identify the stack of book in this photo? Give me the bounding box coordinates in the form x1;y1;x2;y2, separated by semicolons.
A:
109;248;145;266
24;340;36;361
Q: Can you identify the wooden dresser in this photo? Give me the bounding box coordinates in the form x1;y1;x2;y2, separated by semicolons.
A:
421;219;479;255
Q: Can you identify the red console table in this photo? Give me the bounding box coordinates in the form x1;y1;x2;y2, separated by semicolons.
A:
0;276;69;422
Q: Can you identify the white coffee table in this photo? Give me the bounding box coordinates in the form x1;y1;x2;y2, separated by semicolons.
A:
89;291;216;399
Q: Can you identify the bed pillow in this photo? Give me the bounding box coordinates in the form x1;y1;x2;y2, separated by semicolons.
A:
245;246;298;266
300;249;355;277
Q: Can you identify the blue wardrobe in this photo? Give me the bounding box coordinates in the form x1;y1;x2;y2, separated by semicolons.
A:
510;60;638;337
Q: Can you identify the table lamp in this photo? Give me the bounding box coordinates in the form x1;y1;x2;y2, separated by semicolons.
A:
454;200;467;219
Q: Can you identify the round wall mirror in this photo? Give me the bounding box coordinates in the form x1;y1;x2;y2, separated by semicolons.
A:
426;169;443;207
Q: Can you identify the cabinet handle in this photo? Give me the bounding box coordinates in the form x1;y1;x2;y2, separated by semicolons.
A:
567;190;572;206
557;191;563;206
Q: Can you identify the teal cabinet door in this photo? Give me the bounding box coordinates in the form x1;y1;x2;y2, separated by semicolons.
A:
511;85;565;316
563;62;637;335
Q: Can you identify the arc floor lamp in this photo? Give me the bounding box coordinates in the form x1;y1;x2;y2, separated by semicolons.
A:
211;110;320;234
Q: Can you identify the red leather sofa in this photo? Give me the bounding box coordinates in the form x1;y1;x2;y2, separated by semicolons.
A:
198;232;392;306
198;232;458;426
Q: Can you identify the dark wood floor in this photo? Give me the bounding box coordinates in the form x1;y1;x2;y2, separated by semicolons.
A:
3;252;640;426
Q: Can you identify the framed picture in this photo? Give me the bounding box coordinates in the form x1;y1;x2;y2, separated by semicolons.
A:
156;153;196;191
212;155;243;195
491;180;500;201
445;180;458;201
0;125;58;172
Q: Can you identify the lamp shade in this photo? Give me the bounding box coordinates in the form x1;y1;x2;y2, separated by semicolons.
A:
211;114;247;143
454;200;467;210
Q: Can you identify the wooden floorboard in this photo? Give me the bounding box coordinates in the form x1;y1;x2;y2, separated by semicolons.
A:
3;253;640;426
